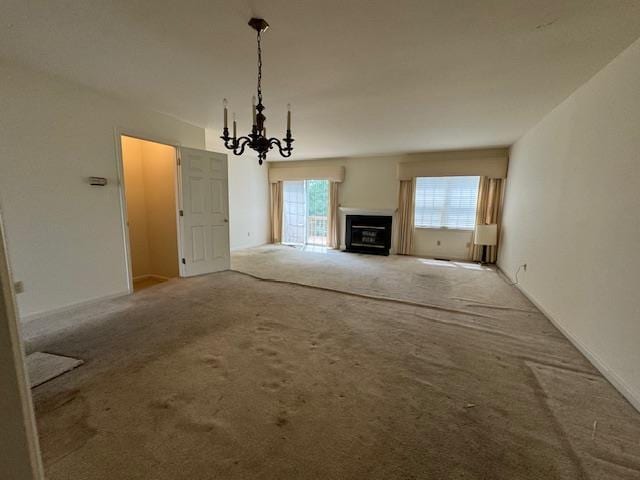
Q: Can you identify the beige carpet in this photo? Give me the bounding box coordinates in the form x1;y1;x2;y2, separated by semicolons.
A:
25;246;640;479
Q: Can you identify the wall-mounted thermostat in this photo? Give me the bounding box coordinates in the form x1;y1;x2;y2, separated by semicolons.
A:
88;177;108;186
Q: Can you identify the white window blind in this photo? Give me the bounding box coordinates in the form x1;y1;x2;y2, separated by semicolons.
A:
414;176;480;230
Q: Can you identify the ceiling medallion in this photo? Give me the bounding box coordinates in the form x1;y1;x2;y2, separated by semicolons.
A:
221;18;294;165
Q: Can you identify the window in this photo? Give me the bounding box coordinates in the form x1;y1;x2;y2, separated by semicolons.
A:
414;176;480;230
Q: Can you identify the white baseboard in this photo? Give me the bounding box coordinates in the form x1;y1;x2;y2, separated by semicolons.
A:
498;267;640;413
20;290;130;324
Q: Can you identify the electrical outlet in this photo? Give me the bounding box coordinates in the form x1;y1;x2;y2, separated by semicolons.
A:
14;281;24;294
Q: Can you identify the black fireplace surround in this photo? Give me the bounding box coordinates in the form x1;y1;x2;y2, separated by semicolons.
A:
345;215;392;256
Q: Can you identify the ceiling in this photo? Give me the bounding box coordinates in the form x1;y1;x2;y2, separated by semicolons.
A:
2;0;640;160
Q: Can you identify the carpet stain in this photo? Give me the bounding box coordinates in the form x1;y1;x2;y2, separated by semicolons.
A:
36;391;97;466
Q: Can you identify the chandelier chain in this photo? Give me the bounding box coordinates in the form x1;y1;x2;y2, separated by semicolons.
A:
256;31;263;104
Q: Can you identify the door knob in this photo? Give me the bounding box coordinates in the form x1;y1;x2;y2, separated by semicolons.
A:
224;219;228;223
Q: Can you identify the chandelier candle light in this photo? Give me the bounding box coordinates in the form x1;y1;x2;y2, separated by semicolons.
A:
221;18;294;165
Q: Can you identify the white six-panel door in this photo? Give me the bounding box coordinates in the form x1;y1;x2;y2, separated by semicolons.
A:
178;147;230;276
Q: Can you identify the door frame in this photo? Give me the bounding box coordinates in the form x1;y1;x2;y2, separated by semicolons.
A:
0;207;45;479
113;128;184;293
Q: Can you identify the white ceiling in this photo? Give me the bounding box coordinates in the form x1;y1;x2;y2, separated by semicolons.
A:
2;0;640;160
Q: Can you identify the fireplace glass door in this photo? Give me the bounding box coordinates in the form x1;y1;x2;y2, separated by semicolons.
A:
282;180;328;247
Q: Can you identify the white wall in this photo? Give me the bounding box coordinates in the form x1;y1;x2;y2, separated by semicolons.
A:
499;38;640;410
270;155;478;259
413;229;473;260
205;130;270;251
0;62;205;319
339;156;399;210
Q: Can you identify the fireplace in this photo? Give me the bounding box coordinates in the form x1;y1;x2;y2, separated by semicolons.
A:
345;215;392;256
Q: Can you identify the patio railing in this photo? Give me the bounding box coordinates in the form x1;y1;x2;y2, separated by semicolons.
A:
307;215;328;246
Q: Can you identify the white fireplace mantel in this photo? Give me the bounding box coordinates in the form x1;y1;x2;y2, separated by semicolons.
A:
338;206;398;254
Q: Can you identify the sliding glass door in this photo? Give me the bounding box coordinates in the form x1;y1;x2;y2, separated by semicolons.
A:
283;180;306;245
282;180;329;246
306;180;329;246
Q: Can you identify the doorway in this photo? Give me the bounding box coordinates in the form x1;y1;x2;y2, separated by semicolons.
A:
282;179;329;247
121;136;180;291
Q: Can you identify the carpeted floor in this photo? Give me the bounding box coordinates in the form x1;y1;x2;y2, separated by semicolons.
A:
23;246;640;479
